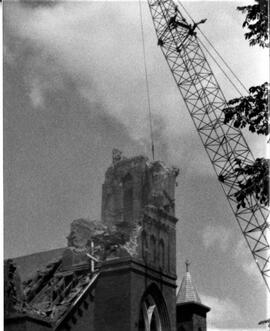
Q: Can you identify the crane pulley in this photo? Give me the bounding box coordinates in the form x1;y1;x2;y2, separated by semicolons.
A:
146;0;269;291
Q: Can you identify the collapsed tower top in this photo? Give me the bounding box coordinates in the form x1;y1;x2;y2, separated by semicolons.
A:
102;149;179;227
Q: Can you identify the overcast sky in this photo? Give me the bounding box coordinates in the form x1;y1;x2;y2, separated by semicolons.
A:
3;0;268;329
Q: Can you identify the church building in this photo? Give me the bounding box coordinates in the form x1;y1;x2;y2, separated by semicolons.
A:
4;150;210;331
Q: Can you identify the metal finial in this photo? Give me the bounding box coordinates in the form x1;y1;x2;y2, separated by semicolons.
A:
185;259;191;272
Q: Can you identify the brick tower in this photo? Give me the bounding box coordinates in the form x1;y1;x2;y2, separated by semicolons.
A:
94;150;179;331
176;261;210;331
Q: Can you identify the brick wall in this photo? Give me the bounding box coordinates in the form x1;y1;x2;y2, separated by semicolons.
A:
94;258;177;331
58;294;95;331
94;267;131;331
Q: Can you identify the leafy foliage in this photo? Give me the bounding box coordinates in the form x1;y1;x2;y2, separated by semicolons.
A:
221;1;269;208
224;82;269;135
234;158;269;209
237;0;269;47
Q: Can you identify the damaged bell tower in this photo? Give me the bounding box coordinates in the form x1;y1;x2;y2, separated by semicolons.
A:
94;149;179;331
102;149;178;222
101;148;179;272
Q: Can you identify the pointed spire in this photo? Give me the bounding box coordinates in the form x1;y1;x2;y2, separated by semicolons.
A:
177;260;201;304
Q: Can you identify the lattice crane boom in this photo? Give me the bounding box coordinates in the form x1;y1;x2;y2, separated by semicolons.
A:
146;0;269;290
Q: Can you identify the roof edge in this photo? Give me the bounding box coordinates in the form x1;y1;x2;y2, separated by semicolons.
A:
176;301;211;312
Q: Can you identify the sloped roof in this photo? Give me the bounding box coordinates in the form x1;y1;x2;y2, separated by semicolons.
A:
6;249;99;328
177;262;201;304
24;266;99;328
7;248;65;282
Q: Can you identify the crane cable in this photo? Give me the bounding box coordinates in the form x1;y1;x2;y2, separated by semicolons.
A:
176;0;249;96
197;30;249;95
198;37;244;97
139;0;155;161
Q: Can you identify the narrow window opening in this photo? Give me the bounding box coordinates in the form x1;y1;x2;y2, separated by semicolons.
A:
122;173;133;223
142;231;148;262
159;239;165;269
150;235;156;264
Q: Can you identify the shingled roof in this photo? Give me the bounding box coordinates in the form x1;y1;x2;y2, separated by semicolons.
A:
176;260;201;304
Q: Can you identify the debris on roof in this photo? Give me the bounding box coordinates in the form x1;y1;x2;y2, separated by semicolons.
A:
4;217;143;325
67;218;142;261
21;267;97;324
5;254;98;327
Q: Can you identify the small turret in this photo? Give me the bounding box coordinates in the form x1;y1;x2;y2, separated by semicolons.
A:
176;260;210;331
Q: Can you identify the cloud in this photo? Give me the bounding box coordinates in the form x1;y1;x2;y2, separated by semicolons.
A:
201;224;266;286
4;2;154;137
202;224;233;252
3;1;197;157
25;51;66;109
234;239;265;286
4;1;265;174
201;294;242;329
29;79;44;108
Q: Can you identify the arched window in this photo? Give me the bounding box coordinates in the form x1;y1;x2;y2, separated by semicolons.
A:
158;239;165;270
138;284;171;331
122;173;133;222
138;294;161;331
150;235;156;264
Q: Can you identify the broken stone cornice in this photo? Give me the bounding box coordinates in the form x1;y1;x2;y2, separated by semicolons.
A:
105;154;148;177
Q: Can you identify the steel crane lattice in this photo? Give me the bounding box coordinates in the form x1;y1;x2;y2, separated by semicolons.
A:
146;0;269;290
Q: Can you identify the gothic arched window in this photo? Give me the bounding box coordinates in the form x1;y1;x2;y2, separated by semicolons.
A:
138;283;171;331
122;173;133;223
138;294;162;331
